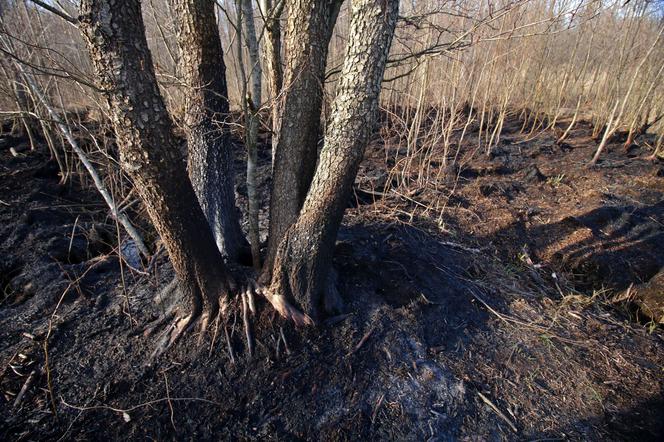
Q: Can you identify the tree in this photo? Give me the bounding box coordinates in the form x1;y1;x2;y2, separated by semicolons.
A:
235;0;263;269
78;0;237;355
267;0;399;320
264;0;343;273
258;0;284;159
171;0;246;261
77;0;398;352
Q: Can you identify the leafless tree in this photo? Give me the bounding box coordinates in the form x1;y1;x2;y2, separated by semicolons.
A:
235;0;262;269
69;0;398;353
171;0;247;260
79;0;238;357
264;0;343;274
268;0;400;319
4;0;662;355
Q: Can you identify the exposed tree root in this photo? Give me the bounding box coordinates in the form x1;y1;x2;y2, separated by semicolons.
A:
144;262;345;362
256;284;314;326
261;252;343;325
150;314;197;360
145;273;228;363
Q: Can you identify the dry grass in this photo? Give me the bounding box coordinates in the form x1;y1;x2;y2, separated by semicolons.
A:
0;1;661;205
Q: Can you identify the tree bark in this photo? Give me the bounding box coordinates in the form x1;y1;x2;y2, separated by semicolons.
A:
264;0;342;274
259;0;283;158
239;0;263;269
79;0;233;320
269;0;398;319
171;0;247;261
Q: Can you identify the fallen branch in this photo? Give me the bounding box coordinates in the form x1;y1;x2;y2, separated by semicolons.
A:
347;327;374;356
13;369;37;409
61;395;220;416
477;391;518;433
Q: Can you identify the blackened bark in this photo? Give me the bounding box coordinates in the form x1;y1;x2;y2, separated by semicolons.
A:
172;0;247;261
269;0;398;318
79;0;232;316
264;0;343;274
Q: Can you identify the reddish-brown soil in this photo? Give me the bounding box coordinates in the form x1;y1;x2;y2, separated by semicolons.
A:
1;118;663;440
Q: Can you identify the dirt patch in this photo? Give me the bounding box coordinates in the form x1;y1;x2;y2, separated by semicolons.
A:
1;121;663;440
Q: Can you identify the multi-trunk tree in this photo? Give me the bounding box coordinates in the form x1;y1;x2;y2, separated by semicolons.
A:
79;0;237;354
264;0;343;273
77;0;399;353
268;0;399;319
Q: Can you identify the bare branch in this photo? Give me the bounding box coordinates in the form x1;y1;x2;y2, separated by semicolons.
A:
27;0;77;25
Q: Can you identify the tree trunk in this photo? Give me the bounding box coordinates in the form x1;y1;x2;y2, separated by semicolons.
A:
259;0;283;159
264;0;342;274
171;0;247;261
268;0;398;320
240;0;263;269
79;0;233;322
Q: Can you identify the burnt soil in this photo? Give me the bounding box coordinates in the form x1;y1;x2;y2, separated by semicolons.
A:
1;119;663;440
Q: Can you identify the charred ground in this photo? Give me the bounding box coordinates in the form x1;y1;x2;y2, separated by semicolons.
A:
1;117;663;440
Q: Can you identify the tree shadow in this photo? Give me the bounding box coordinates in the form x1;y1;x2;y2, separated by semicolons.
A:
334;220;494;353
327;209;664;439
525;395;664;441
483;200;664;292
